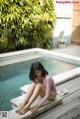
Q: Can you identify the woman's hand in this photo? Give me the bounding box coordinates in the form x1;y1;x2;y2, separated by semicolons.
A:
31;105;39;113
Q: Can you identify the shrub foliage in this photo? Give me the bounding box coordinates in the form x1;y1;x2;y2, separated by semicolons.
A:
0;0;56;53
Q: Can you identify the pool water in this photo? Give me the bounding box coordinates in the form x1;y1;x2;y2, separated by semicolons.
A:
0;56;77;111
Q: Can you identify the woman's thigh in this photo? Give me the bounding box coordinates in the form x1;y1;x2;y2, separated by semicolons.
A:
48;91;57;100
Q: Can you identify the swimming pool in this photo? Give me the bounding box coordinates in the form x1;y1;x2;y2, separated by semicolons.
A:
0;56;78;111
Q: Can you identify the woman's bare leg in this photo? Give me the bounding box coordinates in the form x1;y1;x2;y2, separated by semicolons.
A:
22;82;36;104
16;82;36;112
19;83;45;114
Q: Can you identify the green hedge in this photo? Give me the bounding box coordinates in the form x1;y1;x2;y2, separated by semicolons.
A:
0;0;56;53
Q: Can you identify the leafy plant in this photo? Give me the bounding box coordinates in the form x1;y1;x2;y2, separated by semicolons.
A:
0;0;56;53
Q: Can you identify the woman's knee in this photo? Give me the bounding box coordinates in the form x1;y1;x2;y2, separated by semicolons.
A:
35;83;42;89
26;82;36;93
35;83;45;93
36;83;45;97
30;82;36;89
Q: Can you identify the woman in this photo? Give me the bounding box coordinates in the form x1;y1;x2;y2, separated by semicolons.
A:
16;62;57;114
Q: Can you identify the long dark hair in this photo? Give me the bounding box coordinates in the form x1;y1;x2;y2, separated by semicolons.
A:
29;62;48;82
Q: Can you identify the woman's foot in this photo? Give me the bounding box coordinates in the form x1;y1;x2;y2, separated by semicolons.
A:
57;89;68;96
18;106;29;115
16;103;25;113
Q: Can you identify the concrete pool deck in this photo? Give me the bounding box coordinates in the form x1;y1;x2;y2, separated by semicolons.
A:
0;46;80;66
53;45;80;57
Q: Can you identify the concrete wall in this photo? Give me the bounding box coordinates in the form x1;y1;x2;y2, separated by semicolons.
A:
53;0;73;48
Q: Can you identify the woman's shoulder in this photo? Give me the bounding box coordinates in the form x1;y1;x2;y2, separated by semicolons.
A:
45;74;52;81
